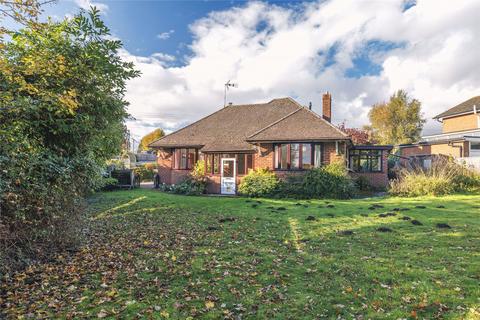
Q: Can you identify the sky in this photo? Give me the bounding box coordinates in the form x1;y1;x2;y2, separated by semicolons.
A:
38;0;480;140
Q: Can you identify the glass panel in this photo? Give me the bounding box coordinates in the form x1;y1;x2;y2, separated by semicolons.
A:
471;142;480;150
370;156;380;171
290;143;300;169
246;154;253;172
237;154;245;175
302;144;312;169
213;154;220;174
180;149;187;169
314;144;322;168
280;144;288;169
187;149;196;169
206;154;212;173
349;151;382;173
274;145;279;168
359;158;369;172
222;160;234;178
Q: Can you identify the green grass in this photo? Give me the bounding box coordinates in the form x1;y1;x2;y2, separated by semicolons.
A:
2;189;480;319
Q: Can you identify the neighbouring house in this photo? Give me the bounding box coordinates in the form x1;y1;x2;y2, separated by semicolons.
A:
149;94;392;194
399;96;480;170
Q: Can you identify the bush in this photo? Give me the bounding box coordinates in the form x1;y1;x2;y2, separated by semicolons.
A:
96;177;119;191
134;163;157;181
354;175;373;191
238;169;280;197
301;161;356;199
390;158;480;197
171;160;207;196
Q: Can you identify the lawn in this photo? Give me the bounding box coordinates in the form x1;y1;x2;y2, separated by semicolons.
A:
1;189;479;319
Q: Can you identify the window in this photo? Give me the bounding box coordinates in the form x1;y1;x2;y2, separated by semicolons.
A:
204;153;254;175
302;144;312;169
314;144;322;168
274;143;321;170
238;154;245;174
213;154;220;174
349;149;382;173
471;142;480;150
280;144;288;169
246;154;253;172
173;148;197;170
290;144;300;169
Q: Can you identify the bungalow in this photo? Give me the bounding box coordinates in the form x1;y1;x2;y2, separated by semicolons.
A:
399;96;480;169
149;94;392;194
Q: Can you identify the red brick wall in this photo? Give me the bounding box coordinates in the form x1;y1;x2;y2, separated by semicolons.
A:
349;151;389;189
254;143;274;170
157;143;390;192
157;149;189;185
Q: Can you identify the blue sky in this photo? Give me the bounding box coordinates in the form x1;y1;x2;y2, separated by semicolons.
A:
38;0;480;139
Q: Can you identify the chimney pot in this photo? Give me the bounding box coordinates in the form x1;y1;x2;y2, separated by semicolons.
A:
322;92;332;122
308;102;312;110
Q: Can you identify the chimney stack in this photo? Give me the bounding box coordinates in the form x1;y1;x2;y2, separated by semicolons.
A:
322;92;332;122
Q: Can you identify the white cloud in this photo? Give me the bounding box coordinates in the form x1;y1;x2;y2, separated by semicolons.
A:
124;0;480;138
74;0;108;13
157;30;175;40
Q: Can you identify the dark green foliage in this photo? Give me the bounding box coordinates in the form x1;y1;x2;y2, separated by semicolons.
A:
239;162;356;199
299;161;356;199
354;175;372;191
0;9;138;273
171;177;207;196
238;169;280;197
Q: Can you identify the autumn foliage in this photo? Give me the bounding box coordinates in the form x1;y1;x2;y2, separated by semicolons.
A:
0;9;138;274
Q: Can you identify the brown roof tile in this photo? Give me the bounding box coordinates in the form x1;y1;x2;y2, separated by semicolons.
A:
434;96;480;119
247;107;348;142
149;97;349;151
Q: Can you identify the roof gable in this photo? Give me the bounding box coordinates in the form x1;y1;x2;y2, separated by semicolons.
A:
247;107;348;142
434;96;480;119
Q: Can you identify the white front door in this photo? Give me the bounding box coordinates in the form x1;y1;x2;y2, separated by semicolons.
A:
221;158;236;195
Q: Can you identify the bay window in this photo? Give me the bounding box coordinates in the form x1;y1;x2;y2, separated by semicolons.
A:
274;143;322;170
349;149;382;173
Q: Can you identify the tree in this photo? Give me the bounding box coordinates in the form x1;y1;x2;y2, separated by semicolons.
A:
138;128;165;152
0;8;139;272
337;122;375;145
368;90;425;145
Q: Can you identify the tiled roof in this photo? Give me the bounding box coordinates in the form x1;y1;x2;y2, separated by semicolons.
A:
434;96;480;119
149;97;348;152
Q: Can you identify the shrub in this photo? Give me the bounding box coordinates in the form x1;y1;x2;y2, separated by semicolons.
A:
301;161;356;199
171;160;207;196
238;169;279;197
390;158;480;196
0;9;138;274
134;163;157;181
97;177;119;191
354;175;373;191
274;175;305;198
